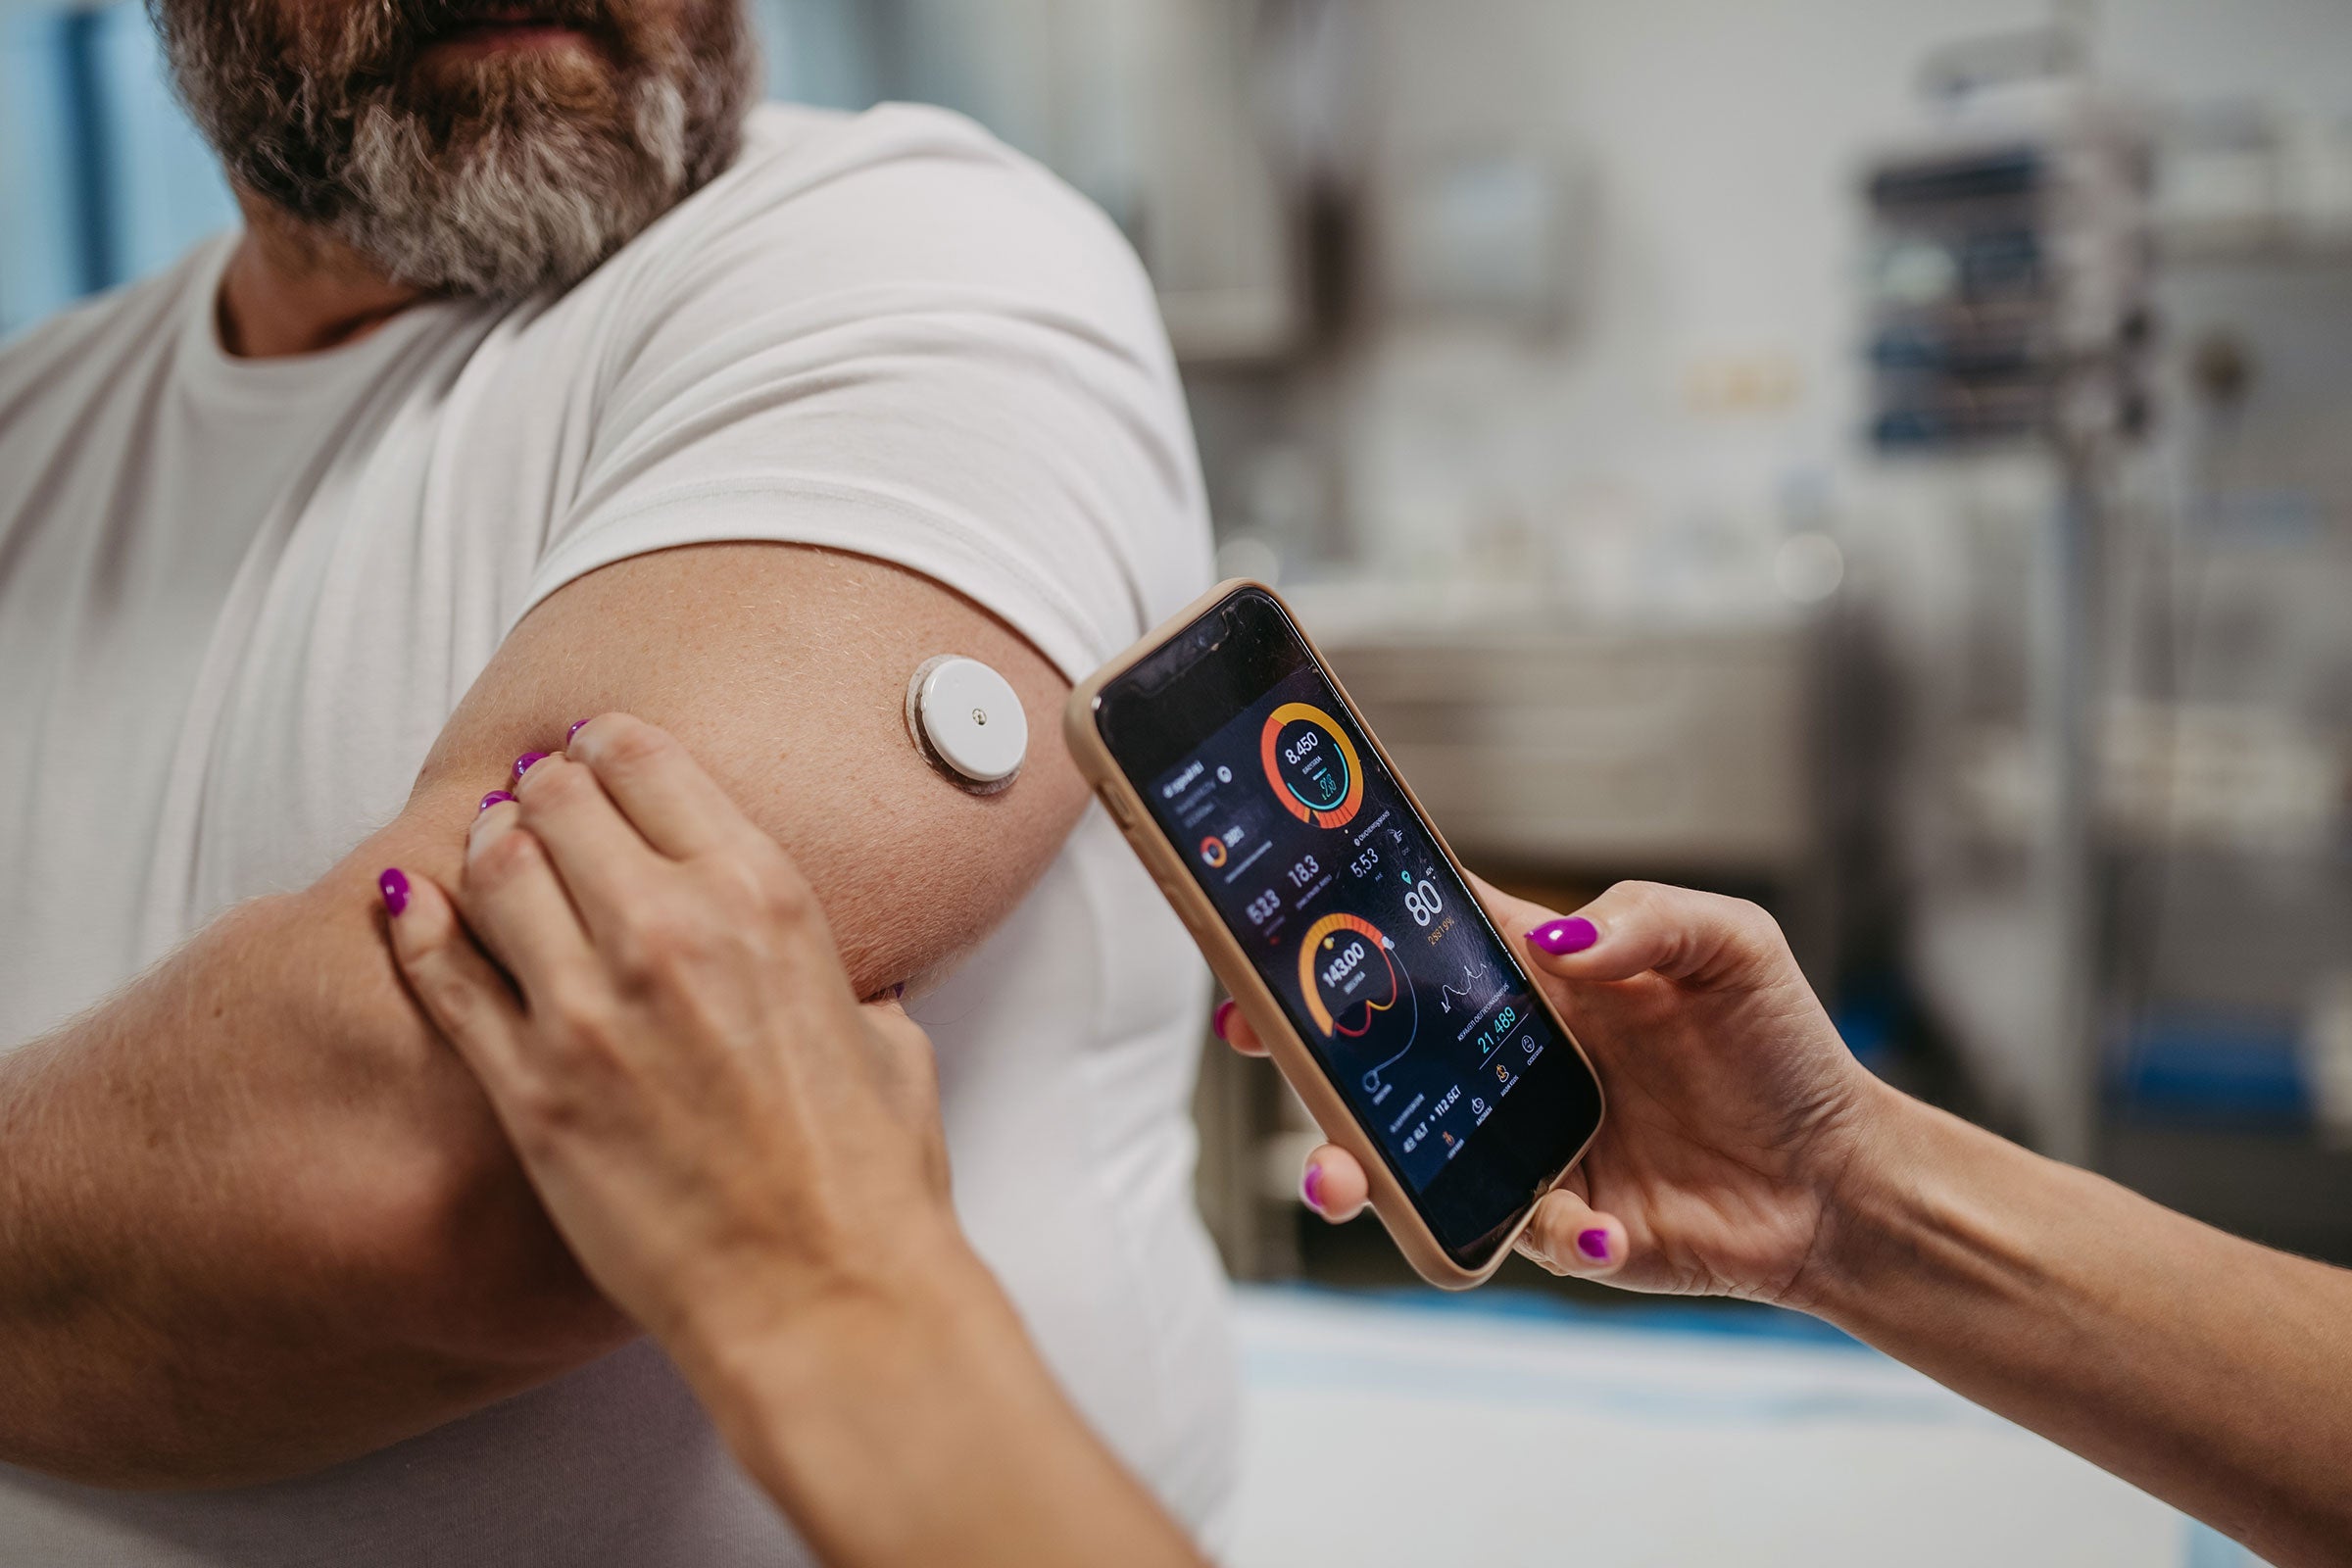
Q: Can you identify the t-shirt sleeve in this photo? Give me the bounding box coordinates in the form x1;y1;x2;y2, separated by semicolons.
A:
515;106;1212;684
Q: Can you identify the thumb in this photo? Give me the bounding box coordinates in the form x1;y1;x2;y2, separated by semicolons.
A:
855;994;949;1175
1516;1188;1629;1280
858;994;934;1068
1520;880;1790;991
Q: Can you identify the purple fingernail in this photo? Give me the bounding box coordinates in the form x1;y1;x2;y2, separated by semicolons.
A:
479;790;515;811
1211;999;1236;1043
514;752;550;779
567;718;590;742
1301;1163;1324;1213
1527;917;1599;956
1577;1227;1611;1262
378;867;411;918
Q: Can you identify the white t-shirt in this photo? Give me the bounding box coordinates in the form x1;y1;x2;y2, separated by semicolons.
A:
0;103;1233;1563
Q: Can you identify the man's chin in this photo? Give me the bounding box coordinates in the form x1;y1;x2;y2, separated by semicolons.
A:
156;0;754;294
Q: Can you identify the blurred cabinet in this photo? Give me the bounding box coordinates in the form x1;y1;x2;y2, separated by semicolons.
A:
1321;624;1812;876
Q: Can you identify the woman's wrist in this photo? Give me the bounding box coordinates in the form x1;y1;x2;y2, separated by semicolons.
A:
664;1229;1203;1568
1777;1084;2030;1328
664;1220;1018;1512
1778;1081;1946;1320
662;1205;985;1393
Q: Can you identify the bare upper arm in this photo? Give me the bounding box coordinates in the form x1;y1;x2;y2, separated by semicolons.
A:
0;544;1092;1487
412;542;1091;995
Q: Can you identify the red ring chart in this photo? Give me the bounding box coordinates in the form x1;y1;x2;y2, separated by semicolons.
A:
1297;911;1421;1094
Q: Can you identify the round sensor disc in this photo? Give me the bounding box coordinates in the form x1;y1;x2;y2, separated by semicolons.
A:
907;656;1027;792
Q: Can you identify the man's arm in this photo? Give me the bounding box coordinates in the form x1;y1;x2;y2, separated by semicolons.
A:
0;543;1089;1488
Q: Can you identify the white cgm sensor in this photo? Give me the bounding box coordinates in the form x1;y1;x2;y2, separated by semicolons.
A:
906;655;1027;793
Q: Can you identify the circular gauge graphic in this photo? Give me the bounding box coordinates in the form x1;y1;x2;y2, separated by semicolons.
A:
1297;911;1420;1093
1199;836;1228;869
1260;703;1364;829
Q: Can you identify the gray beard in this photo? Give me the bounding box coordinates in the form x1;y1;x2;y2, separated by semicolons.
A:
151;1;755;299
332;73;700;297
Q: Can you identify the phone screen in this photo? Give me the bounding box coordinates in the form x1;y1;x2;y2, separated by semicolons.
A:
1094;587;1603;1265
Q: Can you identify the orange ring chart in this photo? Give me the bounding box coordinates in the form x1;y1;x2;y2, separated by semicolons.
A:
1260;703;1364;829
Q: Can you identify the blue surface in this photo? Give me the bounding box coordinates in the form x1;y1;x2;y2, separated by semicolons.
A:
1250;1279;1867;1349
2108;1008;2309;1124
2183;1519;2267;1567
1238;1284;1988;1436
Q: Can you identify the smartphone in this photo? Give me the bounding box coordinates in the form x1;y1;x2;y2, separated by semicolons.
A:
1067;581;1606;1288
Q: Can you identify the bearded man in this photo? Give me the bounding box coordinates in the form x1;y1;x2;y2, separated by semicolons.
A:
0;3;1235;1561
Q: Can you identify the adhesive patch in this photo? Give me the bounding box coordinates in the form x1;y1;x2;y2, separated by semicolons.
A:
906;655;1027;793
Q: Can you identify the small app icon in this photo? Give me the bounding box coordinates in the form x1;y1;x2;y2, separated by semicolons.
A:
1199;836;1228;869
1216;765;1233;783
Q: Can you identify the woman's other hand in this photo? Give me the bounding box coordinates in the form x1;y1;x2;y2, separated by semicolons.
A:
1218;879;1894;1308
381;714;956;1354
378;715;1204;1568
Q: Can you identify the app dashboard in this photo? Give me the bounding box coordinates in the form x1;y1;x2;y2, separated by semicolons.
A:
1146;666;1561;1194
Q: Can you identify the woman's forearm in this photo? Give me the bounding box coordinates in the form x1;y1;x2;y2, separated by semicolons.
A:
668;1241;1205;1568
1796;1091;2352;1567
383;722;1204;1567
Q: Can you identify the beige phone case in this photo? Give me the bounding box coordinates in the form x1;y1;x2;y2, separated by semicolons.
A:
1064;579;1604;1289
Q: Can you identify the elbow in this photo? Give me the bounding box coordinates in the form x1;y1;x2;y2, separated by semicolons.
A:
0;1127;624;1493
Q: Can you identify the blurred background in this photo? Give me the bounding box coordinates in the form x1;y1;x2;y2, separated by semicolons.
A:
7;1;2348;1561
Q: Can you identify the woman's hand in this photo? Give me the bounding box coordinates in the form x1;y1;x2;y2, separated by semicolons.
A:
376;714;1205;1568
1221;879;1898;1307
381;713;956;1354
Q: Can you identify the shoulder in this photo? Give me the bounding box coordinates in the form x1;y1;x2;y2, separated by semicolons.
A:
572;102;1171;377
503;105;1209;672
701;101;1146;290
0;239;221;416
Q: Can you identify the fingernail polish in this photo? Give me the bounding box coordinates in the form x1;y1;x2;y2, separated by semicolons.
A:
1211;999;1236;1043
1527;917;1599;956
567;718;590;742
479;790;514;811
514;752;549;779
378;867;411;917
1577;1227;1611;1262
1301;1163;1324;1212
